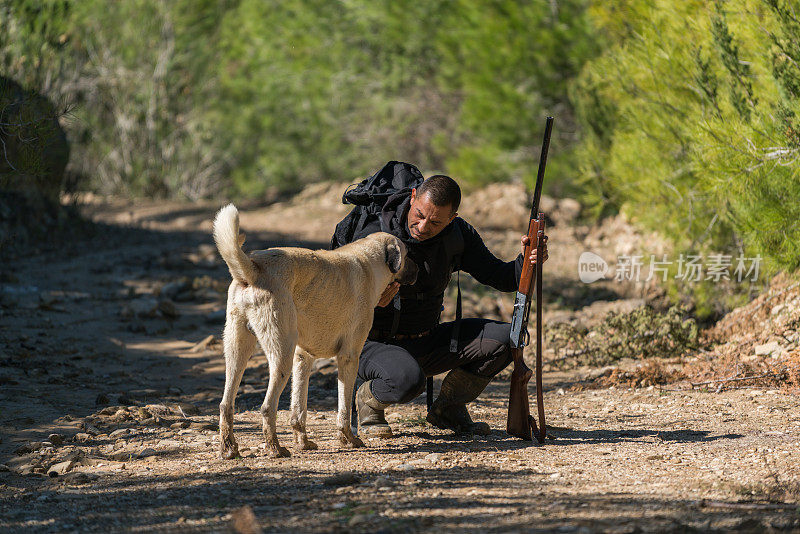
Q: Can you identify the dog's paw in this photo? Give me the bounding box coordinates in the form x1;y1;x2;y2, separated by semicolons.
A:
219;438;240;459
219;446;240;460
339;434;365;449
295;439;318;451
268;445;291;458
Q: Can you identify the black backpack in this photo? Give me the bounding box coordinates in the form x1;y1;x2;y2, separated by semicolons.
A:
330;161;424;250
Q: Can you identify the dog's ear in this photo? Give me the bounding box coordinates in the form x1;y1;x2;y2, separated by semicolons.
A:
385;241;402;274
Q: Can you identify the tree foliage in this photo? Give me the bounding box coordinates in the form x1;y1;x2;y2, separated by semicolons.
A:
572;0;800;278
1;0;596;198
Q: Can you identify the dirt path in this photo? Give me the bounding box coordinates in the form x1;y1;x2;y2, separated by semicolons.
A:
1;188;798;533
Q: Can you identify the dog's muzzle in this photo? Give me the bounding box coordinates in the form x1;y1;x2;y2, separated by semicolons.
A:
397;257;418;285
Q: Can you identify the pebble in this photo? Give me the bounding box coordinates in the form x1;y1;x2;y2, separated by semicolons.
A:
47;460;76;477
15;442;39;455
81;422;101;436
347;514;369;526
73;433;91;442
393;463;417;471
110;450;135;461
109;428;131;438
229;505;261;534
138;447;157;458
373;476;393;488
424;453;442;463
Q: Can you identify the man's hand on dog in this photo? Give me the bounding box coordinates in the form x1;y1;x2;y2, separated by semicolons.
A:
377;282;400;307
521;234;549;267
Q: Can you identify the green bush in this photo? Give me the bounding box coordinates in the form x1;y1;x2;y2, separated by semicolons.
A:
572;0;800;275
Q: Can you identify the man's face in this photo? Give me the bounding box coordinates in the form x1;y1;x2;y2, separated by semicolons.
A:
406;189;457;241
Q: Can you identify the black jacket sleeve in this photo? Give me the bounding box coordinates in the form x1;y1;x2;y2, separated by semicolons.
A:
458;220;523;293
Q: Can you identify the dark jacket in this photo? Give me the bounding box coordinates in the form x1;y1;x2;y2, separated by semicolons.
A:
349;190;524;334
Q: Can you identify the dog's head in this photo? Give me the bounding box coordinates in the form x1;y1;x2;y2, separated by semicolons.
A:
384;235;418;285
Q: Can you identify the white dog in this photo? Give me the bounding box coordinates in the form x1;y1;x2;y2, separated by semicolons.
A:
212;204;417;458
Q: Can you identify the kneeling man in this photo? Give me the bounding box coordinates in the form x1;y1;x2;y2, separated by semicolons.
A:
339;175;548;437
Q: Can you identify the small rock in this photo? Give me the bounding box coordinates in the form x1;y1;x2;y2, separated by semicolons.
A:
347;514;369;527
109;428;131;438
323;472;360;486
137;447;157;458
95;393;109;406
424;453;442;463
0;464;10;472
109;449;135;461
144;404;171;417
229;505;262;534
770;304;785;316
373;476;393;488
170;421;190;429
409;458;431;467
15;442;38;455
754;341;782;356
81;422;101;436
73;433;91;443
385;413;403;423
394;463;417;471
16;464;35;476
47;434;64;447
47;460;76;477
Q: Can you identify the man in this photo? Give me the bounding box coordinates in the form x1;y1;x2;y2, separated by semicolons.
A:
345;174;548;437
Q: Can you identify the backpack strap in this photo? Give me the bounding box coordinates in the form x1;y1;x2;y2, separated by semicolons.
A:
389;294;402;336
442;223;465;354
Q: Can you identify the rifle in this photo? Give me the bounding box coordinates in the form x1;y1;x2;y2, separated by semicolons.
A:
507;116;553;443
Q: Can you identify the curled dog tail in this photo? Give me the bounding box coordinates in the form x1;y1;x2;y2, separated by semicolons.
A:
213;203;258;286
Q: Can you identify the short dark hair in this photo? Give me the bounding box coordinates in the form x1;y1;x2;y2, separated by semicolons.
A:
416;174;461;212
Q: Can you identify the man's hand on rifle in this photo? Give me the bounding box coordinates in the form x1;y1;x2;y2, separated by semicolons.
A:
521;234;549;267
377;282;400;307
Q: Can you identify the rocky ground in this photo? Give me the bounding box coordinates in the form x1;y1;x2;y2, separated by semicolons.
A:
0;184;798;533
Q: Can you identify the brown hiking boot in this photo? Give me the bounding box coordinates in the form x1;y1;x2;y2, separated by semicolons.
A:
356;380;393;438
426;368;491;435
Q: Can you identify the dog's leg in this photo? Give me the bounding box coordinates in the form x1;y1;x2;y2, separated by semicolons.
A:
290;347;317;451
258;320;295;459
219;312;257;460
336;350;365;449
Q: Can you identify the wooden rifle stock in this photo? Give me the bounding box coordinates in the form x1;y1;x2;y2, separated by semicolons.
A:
507;116;552;443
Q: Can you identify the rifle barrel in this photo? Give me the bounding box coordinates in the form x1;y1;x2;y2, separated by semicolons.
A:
529;117;554;221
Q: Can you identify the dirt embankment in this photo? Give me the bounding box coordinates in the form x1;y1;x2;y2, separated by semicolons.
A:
0;183;798;533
